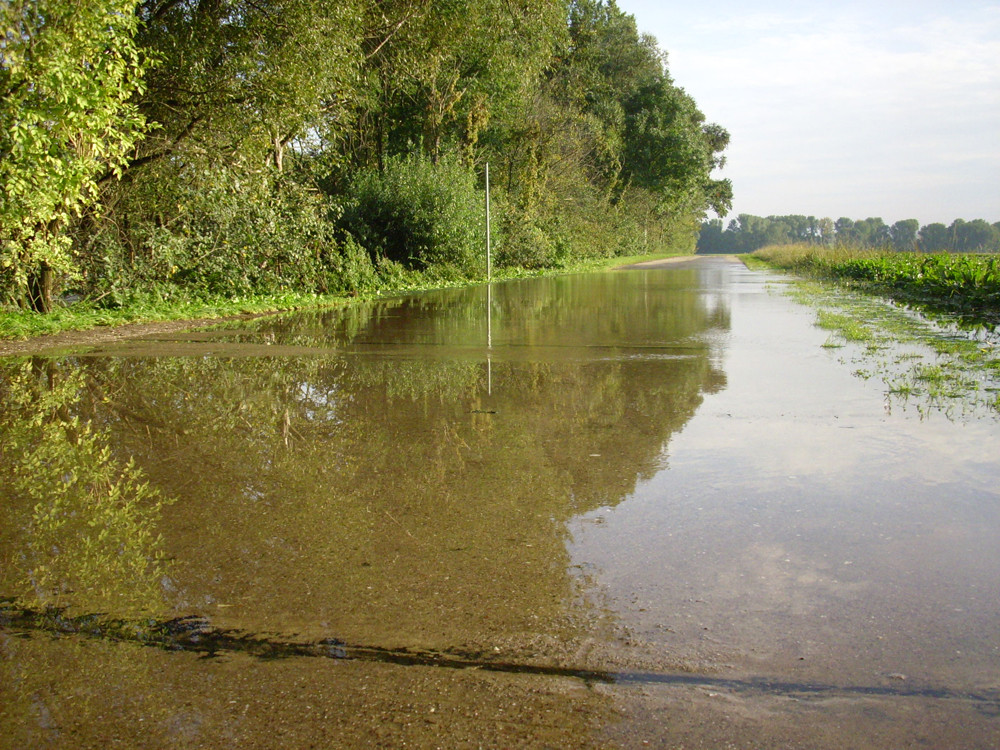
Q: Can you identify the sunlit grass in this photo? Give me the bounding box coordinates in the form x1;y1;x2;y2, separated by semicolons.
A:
816;310;875;342
0;292;350;341
0;251;694;342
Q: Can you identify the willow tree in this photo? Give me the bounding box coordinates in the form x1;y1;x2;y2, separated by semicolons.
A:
0;0;150;312
81;0;365;300
350;0;565;171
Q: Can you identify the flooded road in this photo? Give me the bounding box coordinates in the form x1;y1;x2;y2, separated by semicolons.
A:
2;257;998;748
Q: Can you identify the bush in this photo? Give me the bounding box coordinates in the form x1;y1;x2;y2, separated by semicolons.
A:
322;233;380;295
339;151;487;277
494;203;571;269
77;166;341;304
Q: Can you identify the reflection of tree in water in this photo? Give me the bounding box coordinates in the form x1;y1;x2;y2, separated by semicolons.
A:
0;359;173;617
0;272;728;657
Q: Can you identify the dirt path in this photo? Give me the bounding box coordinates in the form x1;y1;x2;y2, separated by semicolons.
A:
616;254;744;270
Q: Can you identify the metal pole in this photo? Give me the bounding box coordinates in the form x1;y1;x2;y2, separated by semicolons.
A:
486;163;492;394
485;162;491;282
487;281;493;395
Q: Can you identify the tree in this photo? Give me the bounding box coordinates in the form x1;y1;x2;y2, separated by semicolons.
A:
816;217;835;245
696;218;725;252
835;217;856;244
952;219;999;252
890;219;919;251
81;0;365;301
351;0;563;171
855;217;890;247
918;222;949;252
132;0;362;174
0;0;150;311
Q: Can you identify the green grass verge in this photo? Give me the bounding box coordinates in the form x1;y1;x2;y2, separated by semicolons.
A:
0;252;692;341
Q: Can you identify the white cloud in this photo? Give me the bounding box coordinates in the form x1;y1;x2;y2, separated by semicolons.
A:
617;0;1000;223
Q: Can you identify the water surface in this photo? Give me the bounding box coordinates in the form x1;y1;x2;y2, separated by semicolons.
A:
2;257;997;748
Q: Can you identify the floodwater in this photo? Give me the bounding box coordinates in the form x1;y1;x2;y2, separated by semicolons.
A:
1;256;998;748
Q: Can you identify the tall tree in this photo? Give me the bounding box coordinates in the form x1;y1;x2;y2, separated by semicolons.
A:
890;219;919;251
132;0;362;172
351;0;563;171
918;222;949;252
82;0;364;299
951;218;999;252
0;0;150;311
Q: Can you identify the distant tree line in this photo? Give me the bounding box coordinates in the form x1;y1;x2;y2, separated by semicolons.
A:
1;0;732;313
698;214;1000;254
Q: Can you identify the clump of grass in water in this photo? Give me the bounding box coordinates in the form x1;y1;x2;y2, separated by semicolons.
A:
888;379;917;397
816;309;876;343
767;270;1000;418
822;335;844;349
915;363;979;399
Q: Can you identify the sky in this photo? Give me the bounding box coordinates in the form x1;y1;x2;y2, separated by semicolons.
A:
616;0;1000;226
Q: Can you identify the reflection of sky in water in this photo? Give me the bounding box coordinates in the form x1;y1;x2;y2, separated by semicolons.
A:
7;259;997;749
569;263;1000;689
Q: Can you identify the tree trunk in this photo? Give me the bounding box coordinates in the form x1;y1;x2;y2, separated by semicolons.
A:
27;261;54;314
272;134;285;172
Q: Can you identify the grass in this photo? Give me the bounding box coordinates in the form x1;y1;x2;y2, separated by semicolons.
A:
752;243;1000;327
0;292;334;341
0;252;693;342
815;310;875;343
761;256;1000;418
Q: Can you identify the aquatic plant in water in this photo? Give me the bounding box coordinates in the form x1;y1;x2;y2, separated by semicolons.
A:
785;280;1000;419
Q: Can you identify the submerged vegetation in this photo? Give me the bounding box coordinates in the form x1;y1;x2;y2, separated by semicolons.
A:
760;251;1000;418
1;0;731;328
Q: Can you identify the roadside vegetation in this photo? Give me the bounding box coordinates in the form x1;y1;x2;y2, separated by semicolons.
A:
751;244;1000;327
0;250;676;341
751;246;1000;418
1;0;731;339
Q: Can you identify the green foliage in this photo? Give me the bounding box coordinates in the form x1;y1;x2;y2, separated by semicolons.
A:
1;0;730;315
705;214;1000;254
351;0;565;170
831;253;1000;314
83;168;345;303
338;151;486;276
0;0;150;311
134;0;362;173
754;244;1000;325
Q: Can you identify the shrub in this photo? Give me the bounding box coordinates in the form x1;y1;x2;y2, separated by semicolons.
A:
339;151;487;277
494;204;572;269
77;166;340;304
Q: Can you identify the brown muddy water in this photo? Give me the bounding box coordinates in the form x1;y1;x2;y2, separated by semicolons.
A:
1;256;998;748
